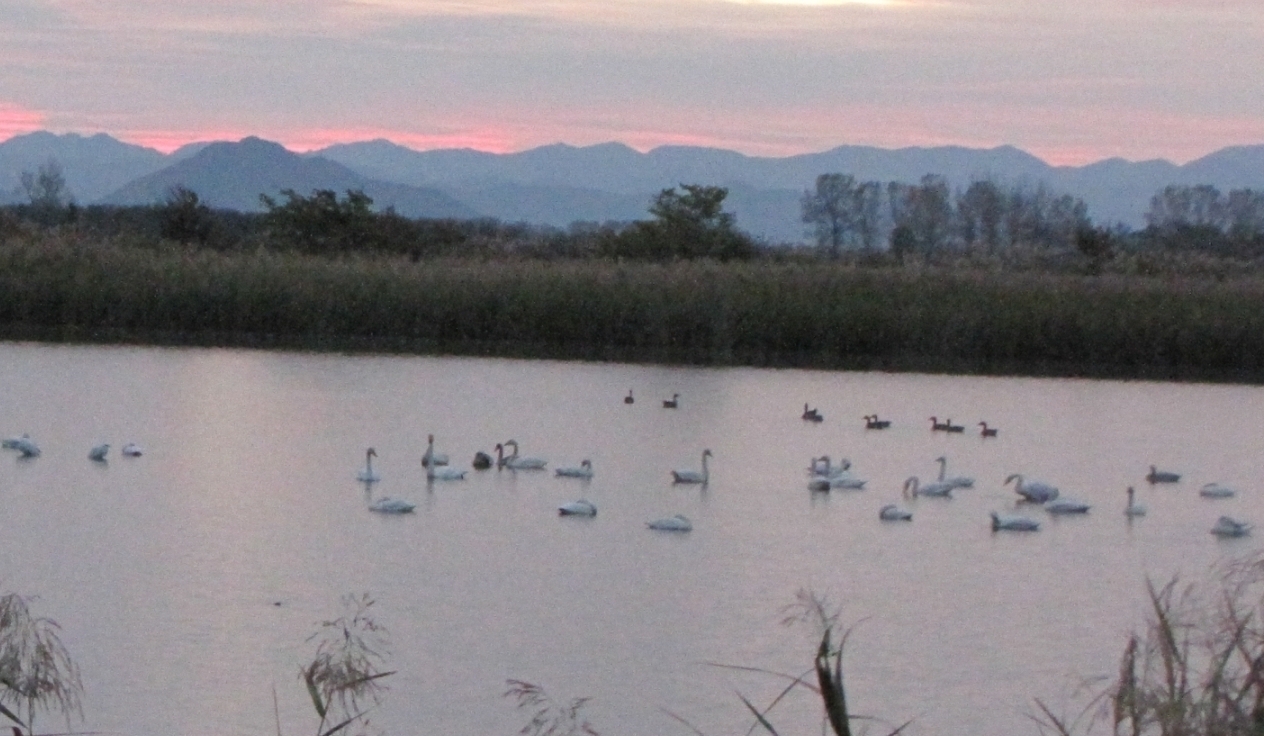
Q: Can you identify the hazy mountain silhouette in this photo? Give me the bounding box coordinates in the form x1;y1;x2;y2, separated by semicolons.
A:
5;131;1264;242
102;137;479;218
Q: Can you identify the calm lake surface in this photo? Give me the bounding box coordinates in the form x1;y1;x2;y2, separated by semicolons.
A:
3;341;1263;736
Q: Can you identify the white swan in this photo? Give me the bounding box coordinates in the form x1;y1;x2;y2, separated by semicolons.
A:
558;499;598;516
1146;465;1181;484
421;441;449;467
356;448;381;483
1200;482;1237;499
1212;516;1251;537
11;436;40;458
121;442;143;457
935;456;974;489
647;514;692;531
497;440;547;470
809;455;851;478
368;497;415;514
555;460;594;478
903;476;954;498
672;449;712;484
425;435;467;480
2;433;31;450
1005;474;1058;503
808;473;867;491
1124;486;1147;517
879;504;912;521
990;511;1040;531
88;443;110;462
1045;497;1091;515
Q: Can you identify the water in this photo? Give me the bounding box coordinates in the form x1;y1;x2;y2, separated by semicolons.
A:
2;341;1262;736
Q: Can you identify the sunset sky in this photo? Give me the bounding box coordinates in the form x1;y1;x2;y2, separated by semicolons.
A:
1;0;1261;164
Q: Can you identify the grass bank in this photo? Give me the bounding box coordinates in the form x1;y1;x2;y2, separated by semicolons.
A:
3;234;1264;382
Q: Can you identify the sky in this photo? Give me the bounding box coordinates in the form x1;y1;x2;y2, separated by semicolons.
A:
1;0;1262;165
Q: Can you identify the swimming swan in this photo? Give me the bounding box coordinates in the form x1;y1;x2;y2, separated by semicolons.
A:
1200;482;1237;499
647;514;692;531
497;440;547;470
368;497;415;514
1124;486;1147;517
1045;497;1091;514
1146;465;1181;484
356;448;381;483
558;499;598;516
88;443;109;462
1005;474;1059;503
903;476;954;498
121;442;143;457
990;511;1040;531
425;435;467;480
555;460;594;478
1211;516;1251;537
672;449;712;484
935;456;974;488
879;504;913;521
9;435;39;457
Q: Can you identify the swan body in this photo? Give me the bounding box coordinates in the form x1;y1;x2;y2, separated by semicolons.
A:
555;460;594;478
1124;486;1147;517
425;435;467;480
1212;516;1251;538
1147;465;1181;484
1005;474;1059;503
368;497;415;514
497;440;547;470
1;433;30;450
662;393;679;409
808;474;867;492
864;415;891;429
558;499;598;516
935;456;974;489
647;514;692;531
624;390;634;404
121;442;143;457
1045;497;1091;515
421;450;449;468
671;449;712;485
991;511;1040;531
88;443;109;462
802;404;823;422
879;504;913;521
10;436;40;457
903;476;954;498
356;448;381;483
978;422;999;437
1200;482;1237;499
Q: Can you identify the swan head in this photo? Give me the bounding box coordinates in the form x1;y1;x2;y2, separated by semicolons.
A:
582;459;592;468
366;447;377;458
703;449;713;458
936;456;947;464
428;434;435;443
1004;473;1021;486
903;477;917;497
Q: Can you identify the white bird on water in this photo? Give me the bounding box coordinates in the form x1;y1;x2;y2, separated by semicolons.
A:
672;449;712;485
1045;497;1091;515
1005;474;1058;504
1199;482;1237;499
647;514;692;531
497;440;547;470
555;460;594;478
903;476;954;498
425;435;467;480
356;448;381;483
990;511;1040;532
368;497;415;514
1211;516;1251;538
121;442;143;457
558;499;597;516
935;456;974;489
1124;486;1147;517
879;504;913;521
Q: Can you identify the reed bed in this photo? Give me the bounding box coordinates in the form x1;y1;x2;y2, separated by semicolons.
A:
3;234;1264;381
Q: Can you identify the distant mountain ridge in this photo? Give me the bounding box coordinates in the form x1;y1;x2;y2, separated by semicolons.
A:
3;131;1263;242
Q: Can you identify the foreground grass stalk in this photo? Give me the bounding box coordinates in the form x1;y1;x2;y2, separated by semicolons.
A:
0;592;83;736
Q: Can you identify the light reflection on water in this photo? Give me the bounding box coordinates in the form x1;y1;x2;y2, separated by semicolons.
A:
1;341;1262;736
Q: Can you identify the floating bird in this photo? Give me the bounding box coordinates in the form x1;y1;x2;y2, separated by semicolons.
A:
1005;474;1059;503
472;451;493;470
809;456;851;478
903;476;955;498
990;511;1040;532
624;389;634;405
808;474;866;492
1211;516;1251;538
647;514;692;531
497;440;547;470
88;443;109;462
1045;497;1091;514
802;404;823;422
10;436;39;458
1200;482;1237;499
879;504;913;521
421;439;449;468
978;422;999;437
356;448;381;483
672;449;712;485
944;419;965;433
1146;465;1181;484
425;435;467;480
864;415;891;429
935;456;974;488
555;459;594;478
663;393;680;409
2;433;31;450
1124;486;1147;517
558;499;598;517
368;497;415;514
929;416;949;431
121;443;143;457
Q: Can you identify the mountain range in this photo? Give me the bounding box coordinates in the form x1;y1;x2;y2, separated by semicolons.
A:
2;131;1262;243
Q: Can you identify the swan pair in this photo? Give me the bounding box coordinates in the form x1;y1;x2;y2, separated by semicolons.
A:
672;449;711;484
903;476;954;498
496;440;547;470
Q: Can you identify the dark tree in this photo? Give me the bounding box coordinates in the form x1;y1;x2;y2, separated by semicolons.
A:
802;173;857;258
158;186;214;245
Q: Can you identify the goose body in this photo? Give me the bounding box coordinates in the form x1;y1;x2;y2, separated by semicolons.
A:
88;443;110;462
1200;482;1237;499
647;514;692;531
1005;474;1059;503
1212;516;1251;538
497;440;547;470
929;416;949;431
879;504;913;521
1124;486;1147;517
978;422;999;437
425;435;467;480
672;449;712;484
558;499;598;517
368;497;415;514
121;442;143;457
1045;497;1091;515
555;460;594;478
802;404;823;422
944;420;965;433
935;456;974;489
991;511;1040;532
624;389;634;404
356;448;381;483
1146;465;1181;484
903;476;955;498
864;415;891;429
662;393;679;409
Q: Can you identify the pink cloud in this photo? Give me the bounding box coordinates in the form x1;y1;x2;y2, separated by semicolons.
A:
0;103;46;140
